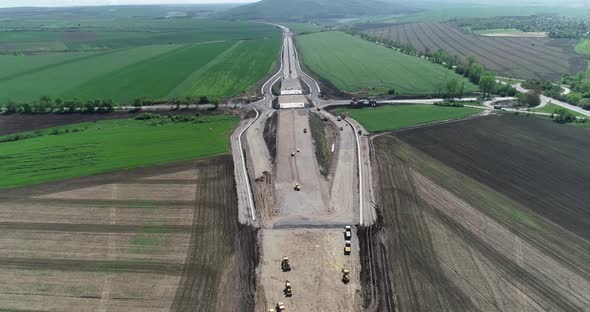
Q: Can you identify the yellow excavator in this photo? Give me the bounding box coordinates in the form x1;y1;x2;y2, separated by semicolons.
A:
342;267;350;284
284;280;293;297
281;256;291;272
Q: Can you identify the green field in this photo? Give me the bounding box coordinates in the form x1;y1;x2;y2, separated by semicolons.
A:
0;19;279;51
533;102;587;118
335;104;482;132
0;38;280;103
575;39;590;56
296;31;477;95
0;115;238;188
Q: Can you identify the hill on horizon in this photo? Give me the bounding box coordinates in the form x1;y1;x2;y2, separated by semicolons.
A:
217;0;416;21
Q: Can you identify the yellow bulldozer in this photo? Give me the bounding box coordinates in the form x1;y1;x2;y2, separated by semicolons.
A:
281;256;291;272
284;280;293;297
342;267;350;284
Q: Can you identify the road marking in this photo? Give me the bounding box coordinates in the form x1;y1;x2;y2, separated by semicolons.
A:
238;108;260;222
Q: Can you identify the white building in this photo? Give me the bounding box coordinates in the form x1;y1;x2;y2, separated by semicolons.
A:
277;95;307;109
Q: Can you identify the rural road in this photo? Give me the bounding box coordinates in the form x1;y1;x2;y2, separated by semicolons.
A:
500;81;590;117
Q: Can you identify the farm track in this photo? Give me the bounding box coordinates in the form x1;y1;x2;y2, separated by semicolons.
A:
359;23;585;80
359;115;590;311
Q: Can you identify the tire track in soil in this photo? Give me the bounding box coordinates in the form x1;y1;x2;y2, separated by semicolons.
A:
170;156;257;312
427;205;585;311
358;137;478;312
0;222;193;233
440;24;565;77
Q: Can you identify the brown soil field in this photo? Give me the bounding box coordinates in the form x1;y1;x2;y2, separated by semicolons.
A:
357;22;586;81
0;112;136;135
359;115;590;311
0;156;257;312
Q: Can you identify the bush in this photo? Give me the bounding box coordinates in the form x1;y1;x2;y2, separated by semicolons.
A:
518;91;541;107
554;108;576;124
134;113;161;120
434;101;464;107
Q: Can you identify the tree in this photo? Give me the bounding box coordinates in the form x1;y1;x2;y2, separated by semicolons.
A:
459;81;465;99
451;54;460;67
55;98;64;112
185;96;192;109
84;100;95;113
554;108;576;123
5;101;18;113
479;73;496;98
468;64;483;84
467;55;477;66
446;79;459;98
133;98;144;109
518;91;541;107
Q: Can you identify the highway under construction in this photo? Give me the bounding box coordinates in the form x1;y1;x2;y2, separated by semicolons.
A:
230;25;371;311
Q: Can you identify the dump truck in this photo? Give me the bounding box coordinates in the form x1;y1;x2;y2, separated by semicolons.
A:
342;268;350;284
276;302;286;311
281;257;291;272
344;226;352;240
284;280;293;297
344;241;351;255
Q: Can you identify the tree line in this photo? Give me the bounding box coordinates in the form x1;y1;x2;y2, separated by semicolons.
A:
454;15;590;39
352;32;518;99
1;95;221;114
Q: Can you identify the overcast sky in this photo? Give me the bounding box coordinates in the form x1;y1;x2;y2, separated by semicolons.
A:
0;0;257;8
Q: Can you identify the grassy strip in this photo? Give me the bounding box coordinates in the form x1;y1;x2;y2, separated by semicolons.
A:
532;102;587;118
0;115;238;188
575;39;590;56
296;31;476;95
308;113;330;177
335;104;482;132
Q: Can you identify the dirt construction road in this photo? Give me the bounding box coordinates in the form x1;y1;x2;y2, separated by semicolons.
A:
255;109;362;311
273;109;330;225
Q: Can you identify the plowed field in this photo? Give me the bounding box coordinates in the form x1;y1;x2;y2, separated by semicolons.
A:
358;22;586;81
360;115;590;311
0;156;257;311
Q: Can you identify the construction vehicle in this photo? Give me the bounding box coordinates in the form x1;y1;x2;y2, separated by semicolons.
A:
337;116;342;121
344;226;352;240
281;257;291;271
276;302;286;311
342;267;350;284
303;128;307;133
350;98;377;107
294;183;301;191
291;150;295;157
344;240;351;255
296;148;300;152
284;280;293;297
